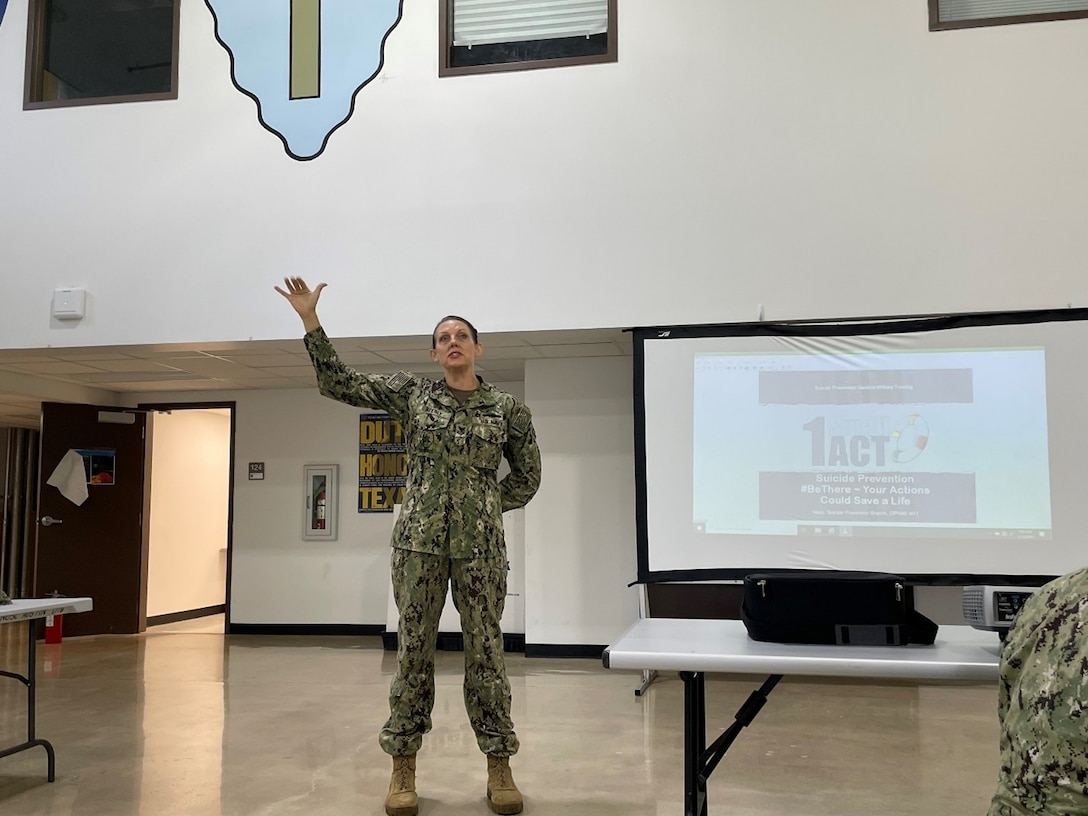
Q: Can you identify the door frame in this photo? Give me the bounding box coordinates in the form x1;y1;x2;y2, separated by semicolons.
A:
138;400;237;632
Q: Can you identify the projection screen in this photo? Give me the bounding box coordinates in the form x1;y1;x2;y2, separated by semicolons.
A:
633;309;1088;585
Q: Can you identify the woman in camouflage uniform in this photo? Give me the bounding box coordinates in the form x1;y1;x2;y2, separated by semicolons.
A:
988;564;1088;816
277;277;541;816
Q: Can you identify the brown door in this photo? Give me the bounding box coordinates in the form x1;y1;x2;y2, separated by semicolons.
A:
34;402;150;636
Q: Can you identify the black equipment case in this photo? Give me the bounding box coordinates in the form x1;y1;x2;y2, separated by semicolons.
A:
740;571;938;646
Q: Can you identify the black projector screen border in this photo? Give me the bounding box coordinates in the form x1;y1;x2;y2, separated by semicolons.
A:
633;307;1088;587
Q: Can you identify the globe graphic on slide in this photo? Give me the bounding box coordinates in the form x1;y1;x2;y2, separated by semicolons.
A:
890;414;929;463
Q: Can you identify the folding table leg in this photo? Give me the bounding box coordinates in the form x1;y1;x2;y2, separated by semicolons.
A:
0;619;57;781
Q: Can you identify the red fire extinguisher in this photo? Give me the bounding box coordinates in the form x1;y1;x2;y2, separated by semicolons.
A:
45;613;64;644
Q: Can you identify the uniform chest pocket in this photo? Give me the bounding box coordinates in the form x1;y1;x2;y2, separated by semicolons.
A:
409;409;453;458
468;416;507;470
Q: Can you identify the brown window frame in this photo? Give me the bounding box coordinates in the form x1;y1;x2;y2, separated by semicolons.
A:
928;0;1088;31
439;0;617;78
23;0;181;110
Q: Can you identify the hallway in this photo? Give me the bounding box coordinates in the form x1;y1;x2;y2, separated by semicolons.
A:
0;624;1000;815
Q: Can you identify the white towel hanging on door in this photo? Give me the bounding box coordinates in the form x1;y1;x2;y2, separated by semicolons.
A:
46;449;89;506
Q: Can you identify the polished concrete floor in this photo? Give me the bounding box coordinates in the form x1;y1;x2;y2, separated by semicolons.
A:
0;617;1001;816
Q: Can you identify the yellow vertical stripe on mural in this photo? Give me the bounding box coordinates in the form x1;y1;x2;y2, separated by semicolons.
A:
290;0;320;99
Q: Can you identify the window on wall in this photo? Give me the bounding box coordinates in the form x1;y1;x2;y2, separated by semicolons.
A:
24;0;179;109
929;0;1088;30
440;0;617;77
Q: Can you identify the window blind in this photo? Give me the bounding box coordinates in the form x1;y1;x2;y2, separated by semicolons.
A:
938;0;1088;21
451;0;609;47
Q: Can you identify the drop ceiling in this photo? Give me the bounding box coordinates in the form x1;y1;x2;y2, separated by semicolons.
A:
0;328;633;429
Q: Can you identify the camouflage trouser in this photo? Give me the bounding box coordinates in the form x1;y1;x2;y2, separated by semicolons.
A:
379;547;518;757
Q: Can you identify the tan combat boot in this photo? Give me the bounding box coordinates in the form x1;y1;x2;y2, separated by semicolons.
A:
385;754;418;816
486;754;523;814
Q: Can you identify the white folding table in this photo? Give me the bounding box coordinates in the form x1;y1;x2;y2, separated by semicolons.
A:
0;597;93;781
603;617;1002;816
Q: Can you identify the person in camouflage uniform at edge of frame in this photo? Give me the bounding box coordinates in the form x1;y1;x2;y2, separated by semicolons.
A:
276;277;541;816
988;564;1088;816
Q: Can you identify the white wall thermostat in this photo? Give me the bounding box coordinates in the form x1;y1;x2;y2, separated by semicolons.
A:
52;288;87;321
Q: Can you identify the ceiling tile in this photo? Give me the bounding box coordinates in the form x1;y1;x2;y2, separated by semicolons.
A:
374;349;436;364
77;372;206;384
84;359;187;374
216;354;310;368
536;343;625;358
0;328;635;428
112;379;232;392
6;361;111;375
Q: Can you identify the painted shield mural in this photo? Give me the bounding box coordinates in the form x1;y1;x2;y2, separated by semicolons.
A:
205;0;404;160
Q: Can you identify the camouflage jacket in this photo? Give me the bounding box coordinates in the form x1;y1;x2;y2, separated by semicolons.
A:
988;565;1088;816
304;327;541;560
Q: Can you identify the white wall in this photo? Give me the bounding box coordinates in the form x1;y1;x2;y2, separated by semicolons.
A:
524;357;638;646
114;356;995;640
3;0;1088;354
133;357;632;645
223;387;397;625
144;382;522;629
147;409;230;618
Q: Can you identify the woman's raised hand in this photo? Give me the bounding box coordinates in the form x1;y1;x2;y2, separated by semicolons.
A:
275;277;326;331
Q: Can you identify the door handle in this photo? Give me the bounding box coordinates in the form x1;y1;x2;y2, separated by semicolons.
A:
39;516;64;526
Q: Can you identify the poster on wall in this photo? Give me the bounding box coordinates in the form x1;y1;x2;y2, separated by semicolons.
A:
78;449;116;485
359;413;406;513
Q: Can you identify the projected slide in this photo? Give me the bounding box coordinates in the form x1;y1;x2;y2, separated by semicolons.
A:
638;316;1088;580
692;349;1051;539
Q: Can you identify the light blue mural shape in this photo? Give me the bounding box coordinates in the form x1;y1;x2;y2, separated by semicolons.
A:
205;0;404;161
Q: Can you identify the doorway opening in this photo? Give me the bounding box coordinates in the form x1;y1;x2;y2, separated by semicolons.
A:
141;402;235;634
